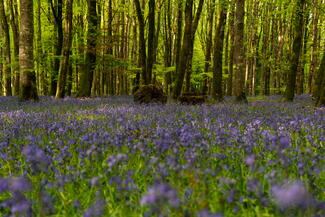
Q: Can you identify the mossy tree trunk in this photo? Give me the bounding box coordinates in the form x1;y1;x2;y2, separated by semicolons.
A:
173;0;204;98
212;2;227;101
9;0;19;96
0;0;12;96
202;0;215;95
233;0;246;102
19;0;38;101
283;0;305;102
77;0;97;97
49;0;63;96
56;0;73;98
315;47;325;107
147;0;155;84
134;0;147;85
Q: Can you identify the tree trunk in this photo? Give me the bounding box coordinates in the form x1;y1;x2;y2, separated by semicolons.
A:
66;59;73;96
212;4;227;101
107;0;114;95
19;0;38;101
202;0;215;95
233;0;246;102
134;0;147;85
49;0;63;96
9;0;19;96
261;4;270;96
173;0;204;98
56;0;73;98
163;0;173;94
0;45;2;95
310;0;319;95
227;8;234;96
315;49;325;107
174;0;183;84
36;0;45;95
147;0;155;84
77;0;97;97
0;0;12;96
284;0;305;101
296;12;308;95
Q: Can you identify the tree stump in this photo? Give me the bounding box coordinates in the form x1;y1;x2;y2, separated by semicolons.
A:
134;84;167;104
178;93;206;105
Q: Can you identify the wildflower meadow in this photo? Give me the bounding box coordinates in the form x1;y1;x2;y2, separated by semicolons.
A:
0;96;324;217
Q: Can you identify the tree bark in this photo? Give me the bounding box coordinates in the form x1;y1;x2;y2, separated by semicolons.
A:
77;0;97;97
173;0;204;98
316;52;325;107
212;4;227;101
49;0;63;96
0;0;12;96
296;12;308;95
163;0;173;94
9;0;19;96
147;0;155;84
202;0;215;95
134;0;147;85
284;0;305;101
233;0;246;102
227;8;234;96
56;0;73;98
310;0;319;95
19;0;38;101
315;48;325;107
107;0;114;95
174;0;183;82
261;4;270;96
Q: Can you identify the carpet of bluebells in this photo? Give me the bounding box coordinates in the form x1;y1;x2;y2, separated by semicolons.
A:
0;95;324;217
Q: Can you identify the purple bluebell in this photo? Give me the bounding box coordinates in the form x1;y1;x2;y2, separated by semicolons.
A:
271;181;313;209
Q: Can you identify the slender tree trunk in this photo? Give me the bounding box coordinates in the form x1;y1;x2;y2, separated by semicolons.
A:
202;0;215;95
184;0;204;93
174;0;183;85
49;0;63;96
284;0;305;101
0;26;2;95
173;0;204;98
77;0;97;97
66;58;73;96
19;0;38;101
261;4;270;96
296;12;308;95
212;4;227;101
107;0;114;95
9;0;19;96
173;0;193;98
0;0;12;96
227;8;234;96
134;0;147;85
315;48;325;106
56;0;73;98
37;0;47;95
152;3;162;84
163;0;173;94
310;0;319;94
233;0;246;102
147;0;155;84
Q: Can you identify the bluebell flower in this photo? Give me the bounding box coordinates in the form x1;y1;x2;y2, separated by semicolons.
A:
0;178;9;193
9;176;32;192
272;181;313;209
197;210;224;217
84;192;105;217
141;183;180;208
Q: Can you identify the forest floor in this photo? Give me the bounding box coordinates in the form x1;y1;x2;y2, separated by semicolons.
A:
0;95;324;217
